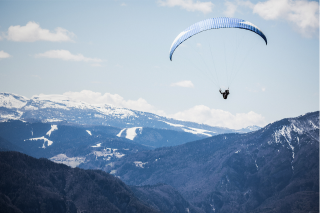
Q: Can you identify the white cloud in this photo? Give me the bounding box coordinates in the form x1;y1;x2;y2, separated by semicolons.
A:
237;0;254;8
158;0;214;14
91;63;102;67
90;81;102;84
170;105;266;129
246;83;266;93
4;21;75;42
171;80;194;88
115;64;123;68
121;3;127;6
250;0;319;37
0;50;11;59
35;50;103;63
224;1;237;16
32;75;41;80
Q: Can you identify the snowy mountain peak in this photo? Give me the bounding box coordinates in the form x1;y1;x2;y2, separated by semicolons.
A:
30;94;138;119
0;92;271;136
236;125;261;133
0;93;28;109
260;111;320;168
268;111;319;137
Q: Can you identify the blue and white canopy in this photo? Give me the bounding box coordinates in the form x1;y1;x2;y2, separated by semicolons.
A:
169;17;267;61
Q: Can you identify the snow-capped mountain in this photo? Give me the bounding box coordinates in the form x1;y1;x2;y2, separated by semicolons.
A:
235;125;261;133
111;111;319;213
0;92;260;136
0;93;28;109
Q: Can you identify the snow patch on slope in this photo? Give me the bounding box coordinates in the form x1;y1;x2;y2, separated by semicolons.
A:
308;120;319;129
162;120;214;136
44;119;63;122
273;125;297;160
25;136;53;148
95;105;137;119
92;148;125;159
134;161;148;168
24;105;38;110
182;127;214;137
126;127;142;140
46;125;58;137
117;127;143;140
91;143;101;147
50;154;85;168
0;113;21;120
117;128;126;137
270;116;319;169
162;121;184;128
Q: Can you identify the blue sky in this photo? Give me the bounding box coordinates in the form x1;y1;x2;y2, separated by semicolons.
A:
0;0;318;129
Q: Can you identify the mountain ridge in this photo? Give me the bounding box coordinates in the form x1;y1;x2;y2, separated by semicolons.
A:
0;92;260;136
110;111;319;213
0;151;159;213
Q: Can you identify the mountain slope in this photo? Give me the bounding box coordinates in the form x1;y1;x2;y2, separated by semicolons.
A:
131;184;203;213
0;136;24;152
0;119;207;173
117;127;205;148
0;120;152;172
0;151;158;213
110;111;319;213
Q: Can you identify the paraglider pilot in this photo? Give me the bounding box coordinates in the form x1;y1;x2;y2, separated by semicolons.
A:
219;89;230;99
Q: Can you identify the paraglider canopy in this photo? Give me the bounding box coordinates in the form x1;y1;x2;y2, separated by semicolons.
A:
169;17;267;61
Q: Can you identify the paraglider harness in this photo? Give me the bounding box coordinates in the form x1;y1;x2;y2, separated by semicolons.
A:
219;89;230;99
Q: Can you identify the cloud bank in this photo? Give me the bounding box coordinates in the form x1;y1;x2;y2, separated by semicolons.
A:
224;1;237;17
35;50;102;64
4;21;75;42
171;105;266;129
158;0;214;14
38;90;266;129
236;0;319;37
253;0;319;37
171;80;194;88
0;50;11;59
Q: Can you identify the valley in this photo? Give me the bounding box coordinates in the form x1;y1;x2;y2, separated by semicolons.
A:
0;93;318;213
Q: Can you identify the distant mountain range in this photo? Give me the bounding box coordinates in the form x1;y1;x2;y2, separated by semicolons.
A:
1;111;317;213
0;120;208;172
0;92;260;137
0;92;318;213
110;111;319;213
